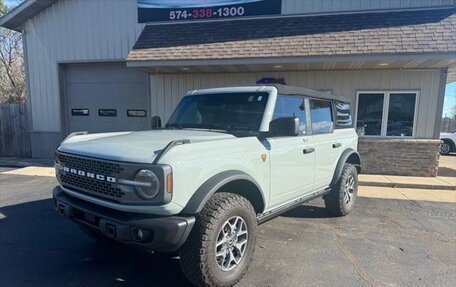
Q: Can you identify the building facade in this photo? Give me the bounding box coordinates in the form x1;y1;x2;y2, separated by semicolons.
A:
1;0;455;176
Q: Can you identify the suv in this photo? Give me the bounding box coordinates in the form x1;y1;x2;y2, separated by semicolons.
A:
440;130;456;155
53;85;361;287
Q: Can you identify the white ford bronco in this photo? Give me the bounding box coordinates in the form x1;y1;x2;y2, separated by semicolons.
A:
53;85;361;287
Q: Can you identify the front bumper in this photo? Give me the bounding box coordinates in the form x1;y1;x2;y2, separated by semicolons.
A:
53;186;195;252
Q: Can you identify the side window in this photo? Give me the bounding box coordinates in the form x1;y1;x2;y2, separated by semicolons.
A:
272;95;307;135
335;101;353;128
310;99;333;134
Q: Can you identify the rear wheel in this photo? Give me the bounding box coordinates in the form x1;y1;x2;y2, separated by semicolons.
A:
325;163;358;216
179;192;257;287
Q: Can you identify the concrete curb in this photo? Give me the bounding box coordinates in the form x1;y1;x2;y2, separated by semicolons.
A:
359;181;456;191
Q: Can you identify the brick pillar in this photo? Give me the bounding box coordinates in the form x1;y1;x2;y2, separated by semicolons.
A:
358;138;441;177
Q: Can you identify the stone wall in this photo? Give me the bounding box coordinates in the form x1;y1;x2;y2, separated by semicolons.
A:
358;138;441;177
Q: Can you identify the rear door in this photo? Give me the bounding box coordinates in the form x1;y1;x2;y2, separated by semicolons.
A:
268;95;315;208
309;99;340;189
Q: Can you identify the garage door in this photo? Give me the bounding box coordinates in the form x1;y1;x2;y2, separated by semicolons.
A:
64;62;150;134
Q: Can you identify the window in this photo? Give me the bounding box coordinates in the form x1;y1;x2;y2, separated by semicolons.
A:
272;95;307;135
310;99;333;134
167;93;268;132
71;108;89;116
335;101;353;128
98;109;117;117
356;94;384;136
128;110;147;117
386;93;416;137
356;92;418;137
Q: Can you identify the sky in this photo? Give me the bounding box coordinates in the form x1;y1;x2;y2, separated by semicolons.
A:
4;0;22;8
443;82;456;118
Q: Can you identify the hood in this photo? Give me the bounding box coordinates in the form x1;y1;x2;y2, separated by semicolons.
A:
57;129;235;163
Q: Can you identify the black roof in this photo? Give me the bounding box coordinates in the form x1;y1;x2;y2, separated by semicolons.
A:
269;85;351;103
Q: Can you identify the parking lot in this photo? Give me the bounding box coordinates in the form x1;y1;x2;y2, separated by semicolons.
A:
1;166;455;287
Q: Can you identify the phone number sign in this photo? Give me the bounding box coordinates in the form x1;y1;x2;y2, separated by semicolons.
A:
138;0;282;23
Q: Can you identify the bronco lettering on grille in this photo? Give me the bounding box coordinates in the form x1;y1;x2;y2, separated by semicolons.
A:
61;166;116;183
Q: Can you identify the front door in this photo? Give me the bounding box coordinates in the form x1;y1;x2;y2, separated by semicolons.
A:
268;95;316;208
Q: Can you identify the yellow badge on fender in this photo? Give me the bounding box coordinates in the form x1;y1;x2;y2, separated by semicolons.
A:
261;154;267;162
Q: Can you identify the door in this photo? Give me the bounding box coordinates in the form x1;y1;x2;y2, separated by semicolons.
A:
64;62;150;134
268;95;316;208
309;99;340;189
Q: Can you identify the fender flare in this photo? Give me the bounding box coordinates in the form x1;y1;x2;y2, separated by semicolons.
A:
330;148;361;186
181;170;265;215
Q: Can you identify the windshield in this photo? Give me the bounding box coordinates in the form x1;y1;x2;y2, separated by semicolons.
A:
166;92;269;133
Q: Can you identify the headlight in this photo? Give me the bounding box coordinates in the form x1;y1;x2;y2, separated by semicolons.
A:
134;169;160;200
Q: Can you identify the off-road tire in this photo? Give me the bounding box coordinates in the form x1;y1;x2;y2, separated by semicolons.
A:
179;192;257;287
324;163;358;216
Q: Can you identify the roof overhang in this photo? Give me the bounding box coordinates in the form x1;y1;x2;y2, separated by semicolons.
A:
0;0;57;31
127;52;456;83
127;52;456;68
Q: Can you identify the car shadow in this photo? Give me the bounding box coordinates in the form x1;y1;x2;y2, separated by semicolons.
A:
0;199;192;287
280;203;337;219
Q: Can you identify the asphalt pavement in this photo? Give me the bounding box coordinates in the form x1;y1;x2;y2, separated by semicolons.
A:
0;167;455;287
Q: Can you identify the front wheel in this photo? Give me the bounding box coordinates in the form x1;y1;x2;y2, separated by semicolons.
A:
324;163;358;216
179;192;257;287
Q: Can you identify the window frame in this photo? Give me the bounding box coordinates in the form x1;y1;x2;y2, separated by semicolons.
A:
308;97;335;135
355;90;420;138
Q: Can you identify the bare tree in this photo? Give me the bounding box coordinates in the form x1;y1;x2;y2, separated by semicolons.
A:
0;0;26;103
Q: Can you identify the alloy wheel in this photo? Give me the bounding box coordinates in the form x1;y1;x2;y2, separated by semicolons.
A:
215;216;248;271
344;175;356;204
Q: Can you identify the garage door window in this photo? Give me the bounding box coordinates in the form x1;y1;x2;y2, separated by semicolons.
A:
72;109;89;116
98;109;117;117
356;91;418;137
127;110;147;117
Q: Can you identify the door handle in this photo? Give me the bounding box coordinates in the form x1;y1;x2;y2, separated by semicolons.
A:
333;143;342;148
303;148;315;154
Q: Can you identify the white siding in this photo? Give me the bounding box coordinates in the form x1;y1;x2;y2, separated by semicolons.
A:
24;0;144;132
150;69;443;138
282;0;455;15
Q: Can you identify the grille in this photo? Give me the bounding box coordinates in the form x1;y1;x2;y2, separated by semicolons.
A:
57;153;122;175
59;173;125;199
56;153;125;200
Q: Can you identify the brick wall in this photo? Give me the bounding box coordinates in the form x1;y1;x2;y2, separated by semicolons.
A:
358;138;441;177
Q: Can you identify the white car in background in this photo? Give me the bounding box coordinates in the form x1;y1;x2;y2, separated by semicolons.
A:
440;130;456;155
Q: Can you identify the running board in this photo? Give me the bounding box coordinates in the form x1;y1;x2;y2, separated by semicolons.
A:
257;187;332;224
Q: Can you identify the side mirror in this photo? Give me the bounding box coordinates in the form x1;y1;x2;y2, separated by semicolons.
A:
151;116;162;129
269;117;299;137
